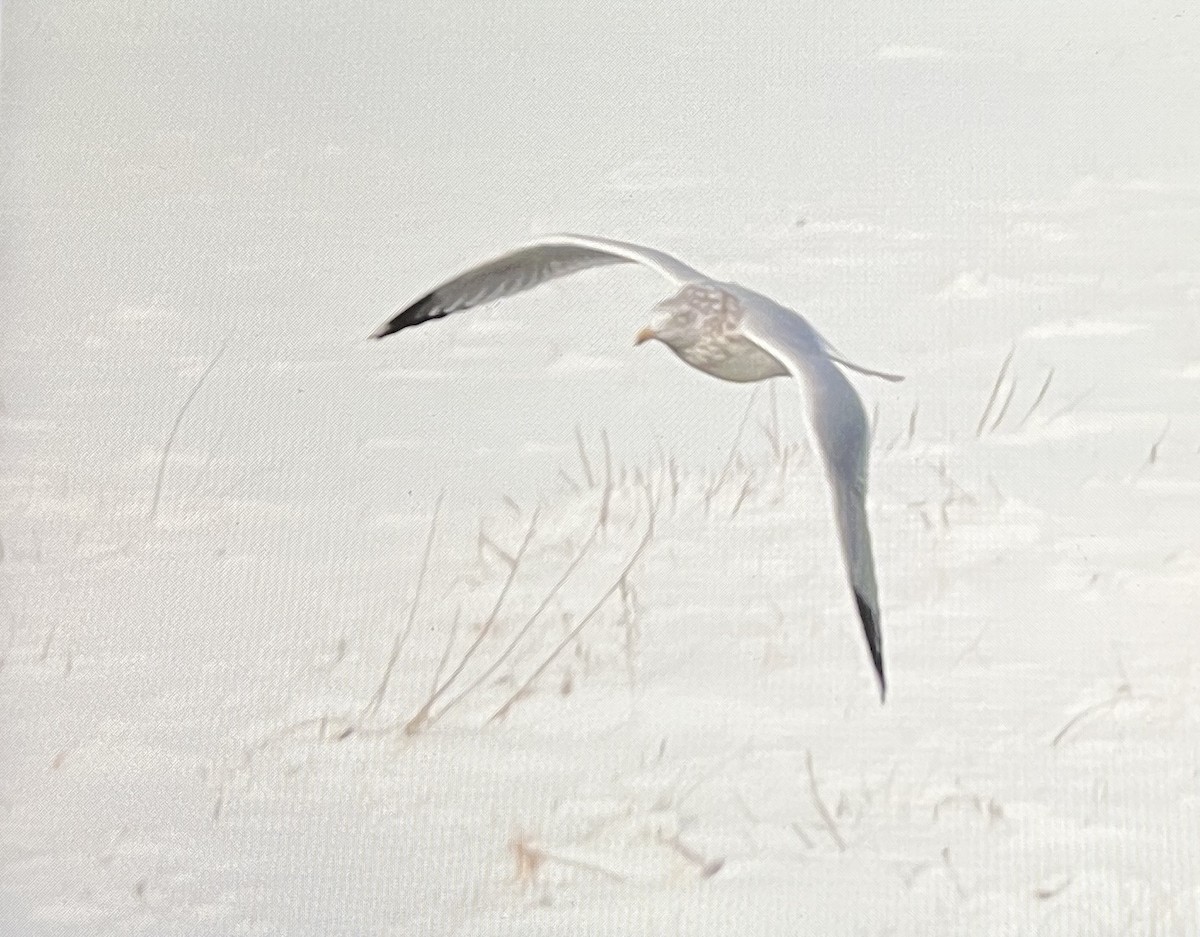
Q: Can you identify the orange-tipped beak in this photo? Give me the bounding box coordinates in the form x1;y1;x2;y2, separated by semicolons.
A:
634;326;656;346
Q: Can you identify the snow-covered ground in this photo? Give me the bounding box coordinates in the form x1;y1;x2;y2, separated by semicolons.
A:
3;3;1199;934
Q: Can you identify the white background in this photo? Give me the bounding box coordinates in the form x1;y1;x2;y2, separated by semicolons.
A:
3;2;1198;934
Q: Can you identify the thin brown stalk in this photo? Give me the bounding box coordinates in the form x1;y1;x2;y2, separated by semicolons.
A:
1034;876;1074;900
490;487;655;723
431;513;604;725
513;838;628;884
988;378;1018;433
760;381;783;460
149;338;230;522
478;532;516;568
1044;384;1095;425
429;605;462;697
620;579;639;692
706;386;760;505
658;831;724;877
244;716;342;759
1051;683;1133;747
941;847;968;898
599;429;614;528
790;821;815;849
405;509;540;734
574;425;596;487
730;476;755;518
651;436;677;508
1017;367;1055;428
361;491;445;720
776;445;791;487
975;346;1015;437
1146;421;1170;467
805;749;846;852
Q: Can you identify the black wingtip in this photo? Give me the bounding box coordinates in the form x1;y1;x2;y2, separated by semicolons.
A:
370;311;416;340
370;292;445;340
854;591;886;704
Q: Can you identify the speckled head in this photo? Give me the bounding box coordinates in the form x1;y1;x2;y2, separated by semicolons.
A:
635;284;740;345
634;284;787;383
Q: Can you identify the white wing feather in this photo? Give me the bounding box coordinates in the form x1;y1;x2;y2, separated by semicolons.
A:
739;306;887;699
372;234;705;338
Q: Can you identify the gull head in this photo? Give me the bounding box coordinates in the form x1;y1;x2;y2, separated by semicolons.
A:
633;305;695;350
634;283;789;384
634;284;727;351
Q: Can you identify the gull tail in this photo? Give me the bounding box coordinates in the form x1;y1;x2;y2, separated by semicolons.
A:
819;339;904;383
827;353;905;383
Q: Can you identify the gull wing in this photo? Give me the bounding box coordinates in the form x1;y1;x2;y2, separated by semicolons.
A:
740;307;888;700
371;234;706;338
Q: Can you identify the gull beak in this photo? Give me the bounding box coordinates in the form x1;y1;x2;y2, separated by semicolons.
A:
634;326;656;346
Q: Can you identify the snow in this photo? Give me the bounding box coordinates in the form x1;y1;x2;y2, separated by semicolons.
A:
3;2;1199;935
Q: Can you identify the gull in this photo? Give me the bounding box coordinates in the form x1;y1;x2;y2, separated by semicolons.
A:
371;234;902;700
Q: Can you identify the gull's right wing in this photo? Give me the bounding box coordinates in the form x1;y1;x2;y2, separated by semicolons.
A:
371;234;706;339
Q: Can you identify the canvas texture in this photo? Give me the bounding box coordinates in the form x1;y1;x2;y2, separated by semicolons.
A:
2;2;1198;934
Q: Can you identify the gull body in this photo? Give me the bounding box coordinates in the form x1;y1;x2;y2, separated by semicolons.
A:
371;234;901;700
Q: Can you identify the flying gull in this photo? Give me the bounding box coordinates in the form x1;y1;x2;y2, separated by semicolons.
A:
371;234;901;700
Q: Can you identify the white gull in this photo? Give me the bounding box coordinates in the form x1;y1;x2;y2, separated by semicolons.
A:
372;234;902;700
